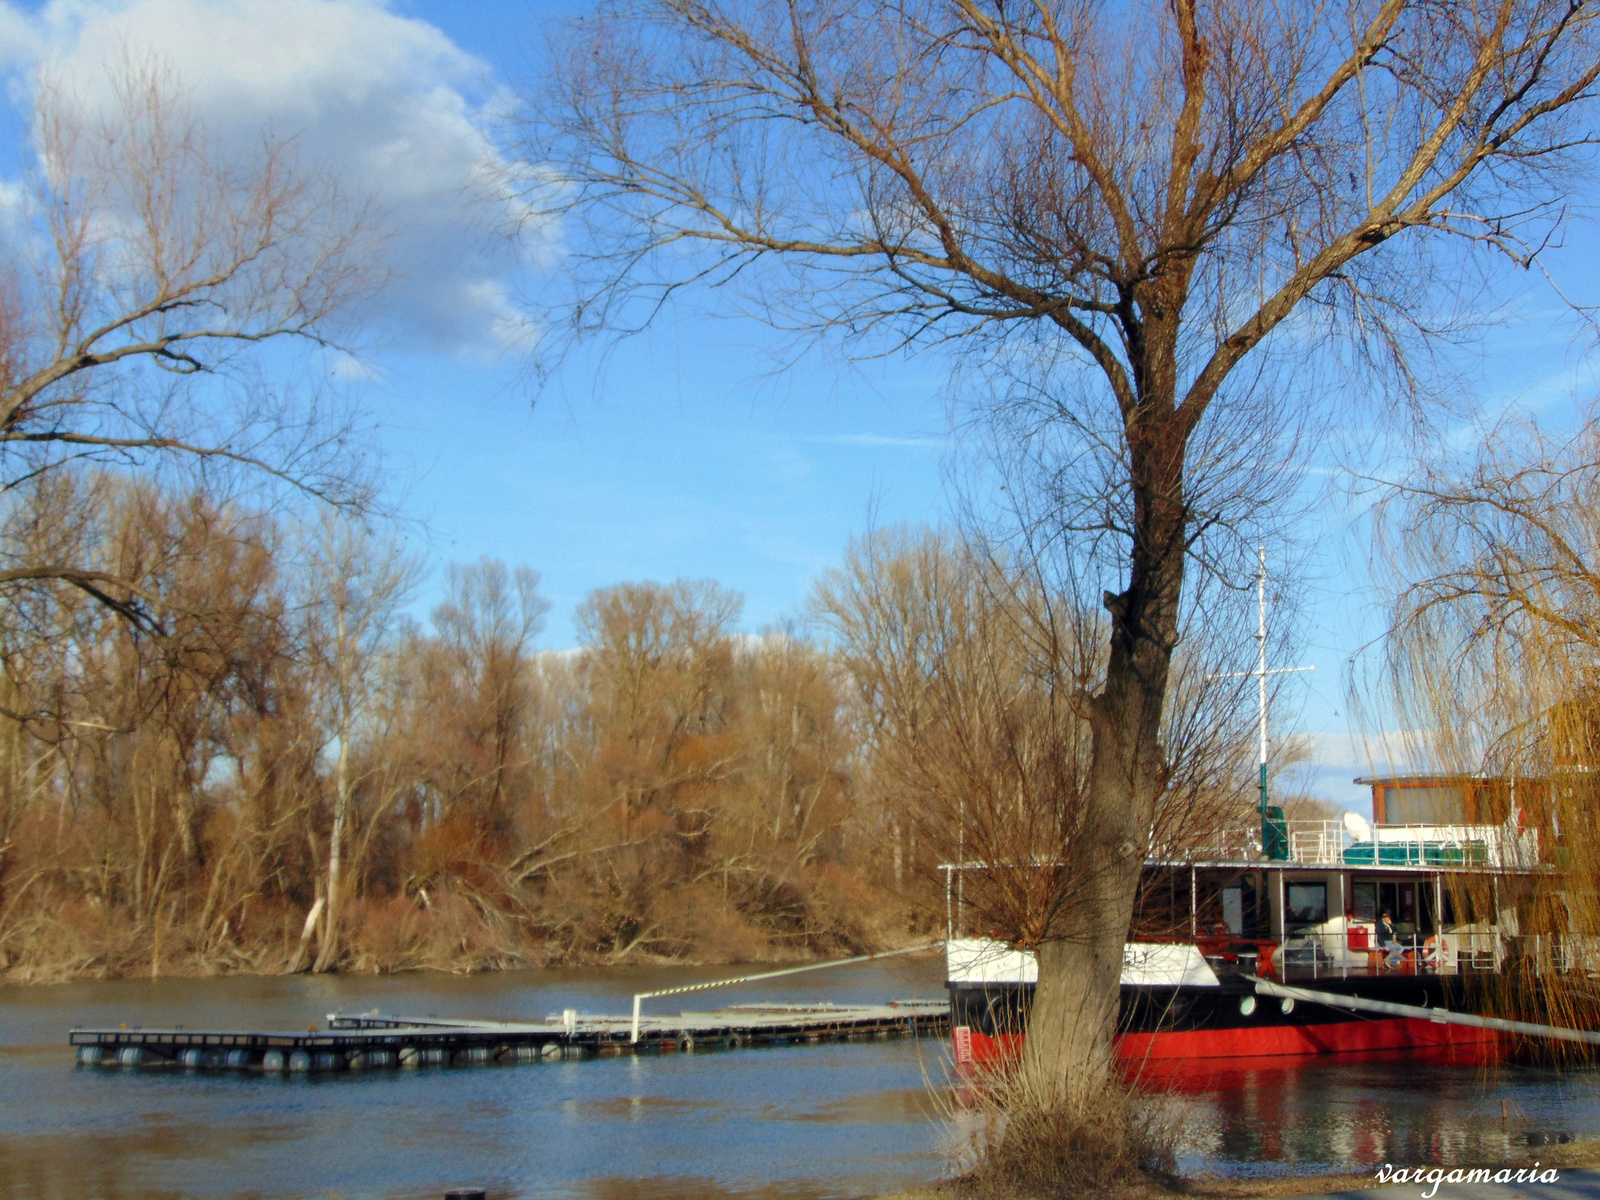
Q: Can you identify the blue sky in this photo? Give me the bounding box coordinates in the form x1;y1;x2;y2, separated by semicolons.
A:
380;316;951;633
0;0;1593;813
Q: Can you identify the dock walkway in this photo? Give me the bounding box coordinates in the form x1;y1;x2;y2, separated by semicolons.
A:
69;999;950;1073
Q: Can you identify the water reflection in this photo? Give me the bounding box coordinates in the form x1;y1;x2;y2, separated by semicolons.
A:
1159;1053;1600;1177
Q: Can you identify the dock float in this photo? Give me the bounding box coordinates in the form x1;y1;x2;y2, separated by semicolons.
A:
68;999;950;1072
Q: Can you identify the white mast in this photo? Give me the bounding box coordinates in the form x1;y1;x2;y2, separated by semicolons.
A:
1214;547;1313;857
1258;545;1269;807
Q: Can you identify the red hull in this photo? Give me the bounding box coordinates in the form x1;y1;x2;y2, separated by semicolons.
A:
956;1018;1502;1069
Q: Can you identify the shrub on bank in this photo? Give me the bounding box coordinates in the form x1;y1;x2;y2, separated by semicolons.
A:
949;1072;1179;1200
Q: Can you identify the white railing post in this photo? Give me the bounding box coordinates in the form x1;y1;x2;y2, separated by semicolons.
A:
631;994;642;1044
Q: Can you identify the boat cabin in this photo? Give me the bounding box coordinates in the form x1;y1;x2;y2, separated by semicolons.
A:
1131;774;1548;979
943;771;1558;983
1127;858;1521;979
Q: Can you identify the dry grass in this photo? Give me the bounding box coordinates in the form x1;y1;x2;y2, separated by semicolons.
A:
931;1068;1181;1200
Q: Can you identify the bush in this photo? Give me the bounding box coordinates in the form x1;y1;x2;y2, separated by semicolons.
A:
951;1071;1179;1200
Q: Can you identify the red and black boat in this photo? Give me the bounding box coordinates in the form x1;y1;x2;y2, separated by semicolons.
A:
948;774;1561;1068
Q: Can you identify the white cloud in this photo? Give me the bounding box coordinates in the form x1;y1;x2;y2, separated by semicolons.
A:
0;177;27;230
1292;728;1440;780
6;0;536;356
321;347;380;381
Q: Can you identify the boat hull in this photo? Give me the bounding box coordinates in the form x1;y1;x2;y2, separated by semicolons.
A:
950;975;1505;1068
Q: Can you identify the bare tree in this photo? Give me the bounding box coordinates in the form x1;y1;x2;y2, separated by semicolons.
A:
1367;406;1600;1032
303;515;420;973
1372;410;1600;771
522;0;1600;1104
0;533;925;980
815;529;1100;949
816;527;1260;939
0;472;310;978
427;558;552;842
0;58;377;624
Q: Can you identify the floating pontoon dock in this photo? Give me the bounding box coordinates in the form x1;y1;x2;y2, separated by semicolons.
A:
69;999;949;1072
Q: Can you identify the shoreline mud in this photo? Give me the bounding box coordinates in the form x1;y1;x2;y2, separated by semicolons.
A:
874;1136;1600;1200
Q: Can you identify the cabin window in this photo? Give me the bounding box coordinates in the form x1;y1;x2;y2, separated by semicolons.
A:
1383;785;1465;824
1352;882;1378;922
1131;869;1187;940
1287;882;1328;927
1222;887;1243;935
1379;880;1420;934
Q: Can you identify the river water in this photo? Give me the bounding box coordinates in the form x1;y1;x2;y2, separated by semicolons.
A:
6;958;1600;1199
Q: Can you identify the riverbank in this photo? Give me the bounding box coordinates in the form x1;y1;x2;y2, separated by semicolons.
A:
876;1135;1600;1200
0;950;811;987
878;1177;1409;1200
0;908;930;987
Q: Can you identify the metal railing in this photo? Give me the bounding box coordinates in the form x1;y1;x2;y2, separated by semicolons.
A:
1283;820;1540;870
1153;820;1539;868
1287;822;1342;865
1195;927;1506;981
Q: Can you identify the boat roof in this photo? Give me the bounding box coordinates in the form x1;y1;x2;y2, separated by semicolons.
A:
1141;857;1544;876
938;858;1543;876
1352;773;1497;785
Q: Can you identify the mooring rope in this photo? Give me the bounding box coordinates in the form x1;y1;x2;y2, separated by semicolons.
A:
629;942;943;1042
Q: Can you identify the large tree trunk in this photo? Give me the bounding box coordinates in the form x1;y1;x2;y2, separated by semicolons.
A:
1020;413;1188;1107
1023;918;1125;1105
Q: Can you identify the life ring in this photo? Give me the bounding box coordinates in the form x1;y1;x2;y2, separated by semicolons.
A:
1422;935;1447;964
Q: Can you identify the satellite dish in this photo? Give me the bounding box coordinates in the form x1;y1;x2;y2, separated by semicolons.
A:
1343;810;1374;842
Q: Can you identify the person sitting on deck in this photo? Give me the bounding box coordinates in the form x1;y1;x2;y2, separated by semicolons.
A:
1377;911;1404;968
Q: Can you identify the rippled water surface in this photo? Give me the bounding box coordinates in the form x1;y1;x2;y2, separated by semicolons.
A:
1164;1052;1600;1178
0;961;951;1200
10;963;1600;1198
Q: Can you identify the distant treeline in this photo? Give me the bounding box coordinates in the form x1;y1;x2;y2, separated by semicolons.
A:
0;475;937;982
